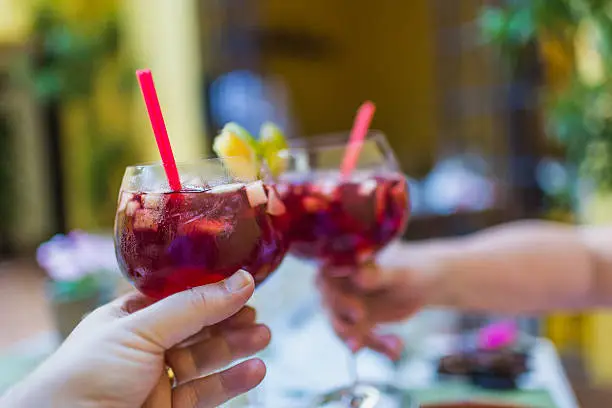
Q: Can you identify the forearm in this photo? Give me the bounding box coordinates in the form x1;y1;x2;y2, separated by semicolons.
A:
0;382;48;408
0;357;71;408
422;221;600;314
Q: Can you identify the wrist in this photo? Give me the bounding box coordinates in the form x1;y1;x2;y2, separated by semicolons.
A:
1;365;68;408
397;239;461;309
0;386;18;407
423;255;457;308
0;382;45;408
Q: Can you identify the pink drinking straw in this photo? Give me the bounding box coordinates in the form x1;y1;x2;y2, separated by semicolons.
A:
341;101;377;177
136;69;182;191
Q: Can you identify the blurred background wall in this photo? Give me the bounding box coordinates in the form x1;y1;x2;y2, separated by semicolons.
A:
0;0;546;249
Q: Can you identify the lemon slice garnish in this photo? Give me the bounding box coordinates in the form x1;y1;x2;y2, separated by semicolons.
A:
212;123;259;180
260;122;288;177
213;121;289;180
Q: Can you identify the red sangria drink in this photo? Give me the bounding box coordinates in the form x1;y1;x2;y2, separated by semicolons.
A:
114;159;288;299
273;131;410;266
277;171;409;266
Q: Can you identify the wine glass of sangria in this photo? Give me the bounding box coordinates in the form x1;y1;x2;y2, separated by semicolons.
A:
114;157;289;299
273;131;413;407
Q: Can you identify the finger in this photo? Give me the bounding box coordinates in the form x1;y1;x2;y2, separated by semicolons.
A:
331;312;388;354
320;264;355;278
103;291;157;318
68;291;156;336
330;315;354;340
316;275;365;323
173;358;266;408
331;317;404;361
168;324;271;385
218;306;257;329
124;270;255;349
142;371;172;408
364;333;404;361
176;306;257;348
367;294;422;323
330;316;364;353
351;262;385;291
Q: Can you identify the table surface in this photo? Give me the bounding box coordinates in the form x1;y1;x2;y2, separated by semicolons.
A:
401;336;578;408
240;311;578;407
238;258;579;407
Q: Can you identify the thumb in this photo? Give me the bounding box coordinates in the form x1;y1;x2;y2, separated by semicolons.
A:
123;270;255;349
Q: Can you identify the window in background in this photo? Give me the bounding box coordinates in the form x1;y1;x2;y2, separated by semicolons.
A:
426;0;547;225
208;69;293;138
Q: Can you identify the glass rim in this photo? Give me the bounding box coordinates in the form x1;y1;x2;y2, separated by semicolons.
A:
278;129;400;170
285;129;388;151
120;156;261;193
123;156;249;171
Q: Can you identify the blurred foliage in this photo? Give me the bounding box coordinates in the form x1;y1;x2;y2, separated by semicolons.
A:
17;5;136;228
0;112;13;242
480;0;612;191
30;8;122;101
51;273;102;302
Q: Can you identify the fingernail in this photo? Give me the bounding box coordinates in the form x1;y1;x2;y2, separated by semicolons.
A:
381;335;403;354
226;270;252;292
346;337;361;353
227;324;271;350
220;358;266;393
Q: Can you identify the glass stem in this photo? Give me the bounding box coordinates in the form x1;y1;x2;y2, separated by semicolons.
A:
349;350;359;388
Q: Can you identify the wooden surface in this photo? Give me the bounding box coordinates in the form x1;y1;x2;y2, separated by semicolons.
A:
0;259;53;349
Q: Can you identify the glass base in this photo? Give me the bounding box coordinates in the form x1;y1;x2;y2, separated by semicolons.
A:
311;382;416;408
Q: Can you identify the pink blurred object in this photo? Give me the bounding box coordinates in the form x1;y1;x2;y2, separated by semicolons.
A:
477;320;518;350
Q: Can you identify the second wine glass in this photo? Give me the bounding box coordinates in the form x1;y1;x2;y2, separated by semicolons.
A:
272;131;412;407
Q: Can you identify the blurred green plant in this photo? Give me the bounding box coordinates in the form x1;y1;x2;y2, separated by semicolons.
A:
0;112;13;249
51;274;102;302
14;6;136;228
479;0;612;191
30;8;122;100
